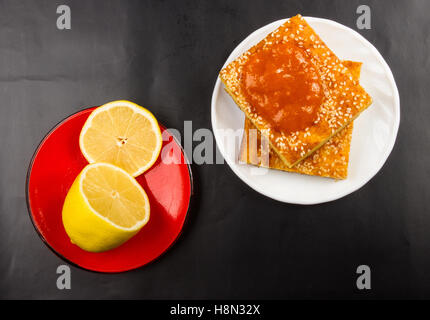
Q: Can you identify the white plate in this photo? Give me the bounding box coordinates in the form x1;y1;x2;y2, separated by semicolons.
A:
211;17;400;205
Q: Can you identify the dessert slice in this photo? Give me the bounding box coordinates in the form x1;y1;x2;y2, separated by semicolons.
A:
220;14;372;168
239;61;362;180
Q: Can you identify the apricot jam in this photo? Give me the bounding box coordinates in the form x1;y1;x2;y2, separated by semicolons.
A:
240;42;324;133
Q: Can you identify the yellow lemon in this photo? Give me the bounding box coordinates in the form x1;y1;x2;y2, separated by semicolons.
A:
62;163;150;252
80;100;162;177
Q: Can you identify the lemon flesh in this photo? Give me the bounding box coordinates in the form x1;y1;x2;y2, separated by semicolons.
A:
79;100;162;177
62;163;150;253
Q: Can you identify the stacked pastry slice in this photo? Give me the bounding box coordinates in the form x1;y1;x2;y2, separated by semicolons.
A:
219;15;372;179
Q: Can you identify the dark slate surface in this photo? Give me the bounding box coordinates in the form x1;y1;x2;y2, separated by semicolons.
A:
0;0;428;299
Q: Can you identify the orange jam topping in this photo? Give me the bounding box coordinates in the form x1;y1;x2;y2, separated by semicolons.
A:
240;42;324;133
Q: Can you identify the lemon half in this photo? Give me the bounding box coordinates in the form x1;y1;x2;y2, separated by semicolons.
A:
79;100;163;177
62;163;150;252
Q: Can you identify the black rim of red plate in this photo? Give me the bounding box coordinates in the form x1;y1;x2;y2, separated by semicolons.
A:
25;107;194;273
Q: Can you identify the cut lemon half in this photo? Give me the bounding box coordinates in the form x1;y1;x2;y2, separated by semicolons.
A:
79;100;162;177
62;163;150;252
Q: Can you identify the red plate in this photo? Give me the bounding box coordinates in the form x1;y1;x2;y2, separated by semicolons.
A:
26;108;192;273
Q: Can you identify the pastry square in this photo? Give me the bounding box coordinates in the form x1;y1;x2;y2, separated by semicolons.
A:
239;61;361;180
240;120;353;179
220;14;372;168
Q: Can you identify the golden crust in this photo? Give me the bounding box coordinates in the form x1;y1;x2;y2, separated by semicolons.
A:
220;14;372;167
240;120;353;179
239;60;362;179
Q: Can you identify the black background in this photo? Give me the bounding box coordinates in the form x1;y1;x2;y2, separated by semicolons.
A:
0;0;428;299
